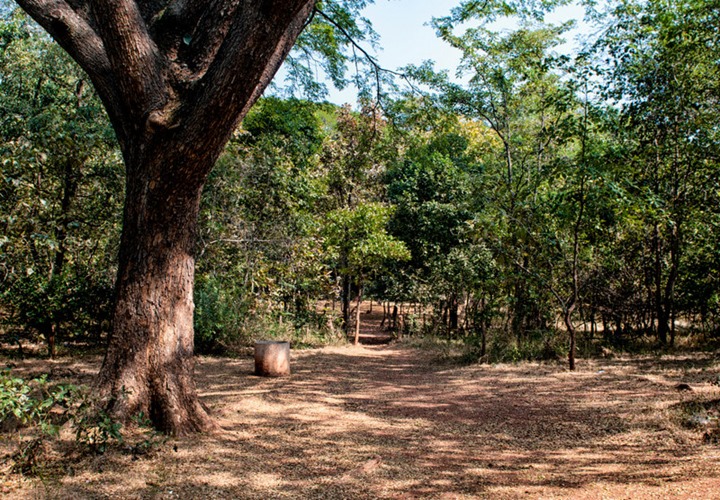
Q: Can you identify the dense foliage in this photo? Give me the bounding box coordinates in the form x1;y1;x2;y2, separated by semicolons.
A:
0;12;122;356
1;0;718;362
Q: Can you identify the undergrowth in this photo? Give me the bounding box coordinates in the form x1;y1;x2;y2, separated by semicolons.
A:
0;369;165;478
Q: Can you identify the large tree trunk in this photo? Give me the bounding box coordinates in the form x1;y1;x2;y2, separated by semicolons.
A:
97;154;213;434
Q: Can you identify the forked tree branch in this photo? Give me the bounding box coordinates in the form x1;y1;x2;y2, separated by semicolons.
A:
14;0;109;77
17;0;319;171
178;0;242;77
90;1;166;121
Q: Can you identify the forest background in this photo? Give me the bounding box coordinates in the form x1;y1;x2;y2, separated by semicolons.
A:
1;0;719;367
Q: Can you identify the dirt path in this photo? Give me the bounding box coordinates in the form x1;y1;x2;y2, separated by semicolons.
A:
356;305;395;345
3;345;720;499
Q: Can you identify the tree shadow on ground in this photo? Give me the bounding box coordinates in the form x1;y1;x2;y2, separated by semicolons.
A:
10;345;720;499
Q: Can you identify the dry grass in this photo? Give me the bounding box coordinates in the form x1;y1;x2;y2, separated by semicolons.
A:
2;343;720;499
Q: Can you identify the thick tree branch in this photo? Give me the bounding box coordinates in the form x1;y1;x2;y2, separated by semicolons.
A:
14;0;109;79
90;0;166;125
146;0;237;84
179;0;242;77
13;0;134;143
232;1;316;118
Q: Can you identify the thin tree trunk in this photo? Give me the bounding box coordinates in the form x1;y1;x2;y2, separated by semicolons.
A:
670;307;676;347
565;87;589;370
565;307;576;371
462;294;470;333
40;157;81;358
354;286;363;345
341;273;351;335
480;296;487;358
664;222;681;346
653;224;669;344
449;294;459;332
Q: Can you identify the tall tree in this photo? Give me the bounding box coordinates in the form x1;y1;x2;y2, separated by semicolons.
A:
595;0;720;344
324;202;409;344
13;0;319;434
414;10;579;340
322;105;388;330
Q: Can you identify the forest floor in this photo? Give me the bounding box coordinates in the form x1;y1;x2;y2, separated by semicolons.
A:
2;313;720;498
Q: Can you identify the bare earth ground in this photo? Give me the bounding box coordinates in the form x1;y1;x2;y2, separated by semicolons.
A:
2;320;720;498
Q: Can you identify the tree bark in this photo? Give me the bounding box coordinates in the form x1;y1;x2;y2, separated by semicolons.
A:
96;153;212;434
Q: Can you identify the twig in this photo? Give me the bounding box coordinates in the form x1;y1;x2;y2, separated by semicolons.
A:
313;7;421;99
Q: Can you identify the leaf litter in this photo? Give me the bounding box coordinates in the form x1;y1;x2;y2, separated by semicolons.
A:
2;344;720;498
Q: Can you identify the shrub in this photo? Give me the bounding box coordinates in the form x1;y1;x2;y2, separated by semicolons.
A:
194;275;251;353
461;329;567;364
0;370;66;436
0;369;126;475
1;268;114;354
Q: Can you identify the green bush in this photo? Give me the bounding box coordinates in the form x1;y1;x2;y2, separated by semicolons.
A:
193;275;251;353
238;313;343;349
461;329;567;364
0;370;63;436
194;275;345;353
0;368;171;476
0;369;124;474
67;386;124;454
1;268;114;352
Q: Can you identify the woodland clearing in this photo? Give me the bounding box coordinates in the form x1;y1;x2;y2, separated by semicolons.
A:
2;331;720;499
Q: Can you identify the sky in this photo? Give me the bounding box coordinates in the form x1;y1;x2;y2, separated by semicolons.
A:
292;0;589;106
325;0;464;105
